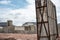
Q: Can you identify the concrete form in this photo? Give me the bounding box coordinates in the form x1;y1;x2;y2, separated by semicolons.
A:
35;0;58;40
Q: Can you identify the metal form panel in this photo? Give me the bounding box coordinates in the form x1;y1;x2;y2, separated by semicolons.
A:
35;0;58;40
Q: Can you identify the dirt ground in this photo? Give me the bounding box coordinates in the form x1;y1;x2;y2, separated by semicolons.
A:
0;33;37;40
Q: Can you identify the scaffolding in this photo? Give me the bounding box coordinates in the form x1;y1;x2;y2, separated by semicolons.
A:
35;0;58;40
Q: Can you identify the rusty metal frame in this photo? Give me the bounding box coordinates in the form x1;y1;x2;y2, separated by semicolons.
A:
35;0;58;40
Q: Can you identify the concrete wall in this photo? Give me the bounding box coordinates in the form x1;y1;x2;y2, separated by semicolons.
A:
15;26;24;30
58;23;60;34
14;25;37;34
3;26;15;33
36;0;57;40
47;0;57;34
47;0;57;40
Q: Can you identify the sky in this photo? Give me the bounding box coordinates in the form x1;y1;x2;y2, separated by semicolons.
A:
51;0;60;23
0;0;36;26
0;0;60;26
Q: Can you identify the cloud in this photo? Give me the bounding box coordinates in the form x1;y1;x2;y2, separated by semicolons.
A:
57;15;60;23
0;0;60;26
51;0;60;23
0;0;36;26
0;0;29;9
10;0;36;26
0;0;11;4
51;0;60;7
26;0;35;4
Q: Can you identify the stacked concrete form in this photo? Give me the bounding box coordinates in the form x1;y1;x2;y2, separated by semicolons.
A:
35;0;58;40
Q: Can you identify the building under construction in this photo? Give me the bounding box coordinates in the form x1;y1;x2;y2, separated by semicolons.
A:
0;0;59;40
35;0;58;40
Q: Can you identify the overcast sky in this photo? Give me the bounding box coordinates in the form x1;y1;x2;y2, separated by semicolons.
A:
51;0;60;23
0;0;60;26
